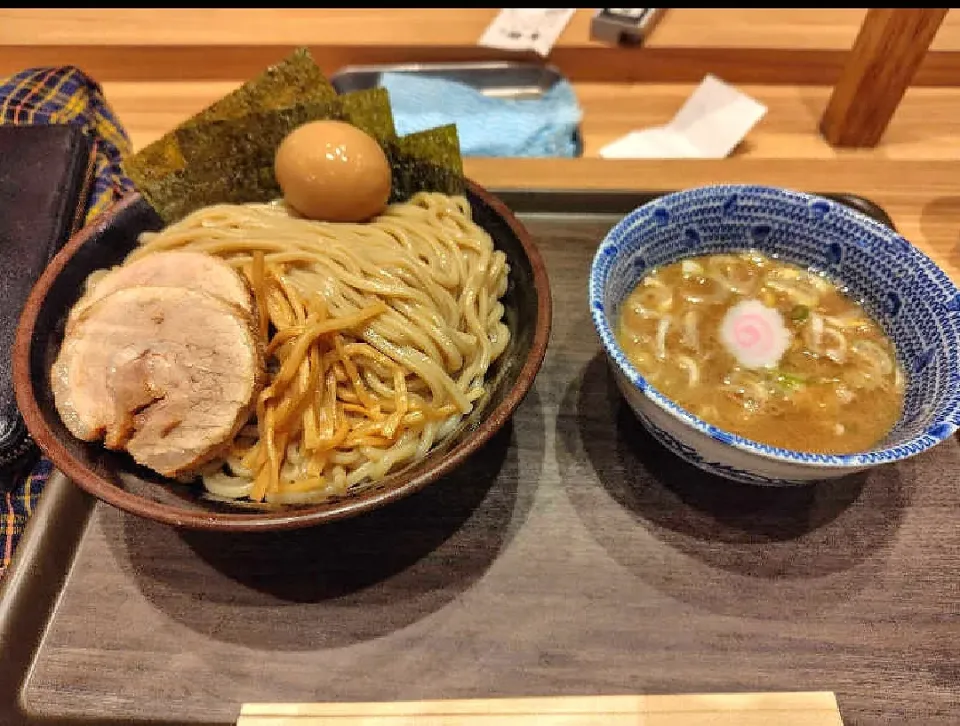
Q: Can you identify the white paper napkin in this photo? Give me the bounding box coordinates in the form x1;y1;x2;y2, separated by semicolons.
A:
599;75;768;159
478;9;577;58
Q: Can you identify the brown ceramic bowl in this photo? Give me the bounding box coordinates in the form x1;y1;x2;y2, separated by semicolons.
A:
13;180;551;531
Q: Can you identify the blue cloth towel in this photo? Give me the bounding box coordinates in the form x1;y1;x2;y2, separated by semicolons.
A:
379;72;583;159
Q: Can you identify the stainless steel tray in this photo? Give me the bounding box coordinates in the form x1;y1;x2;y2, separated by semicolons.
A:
330;61;585;157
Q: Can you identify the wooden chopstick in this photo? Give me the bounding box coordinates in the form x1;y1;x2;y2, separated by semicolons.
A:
238;691;843;725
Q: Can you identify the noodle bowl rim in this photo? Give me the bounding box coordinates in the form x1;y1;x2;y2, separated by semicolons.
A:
14;181;552;531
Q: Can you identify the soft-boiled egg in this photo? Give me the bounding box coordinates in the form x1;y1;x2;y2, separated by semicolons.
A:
274;120;392;223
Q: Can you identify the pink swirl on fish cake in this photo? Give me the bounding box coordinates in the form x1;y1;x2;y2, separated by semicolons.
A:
720;300;792;369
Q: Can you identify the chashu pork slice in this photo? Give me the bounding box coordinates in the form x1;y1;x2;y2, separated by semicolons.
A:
68;250;253;329
51;285;265;478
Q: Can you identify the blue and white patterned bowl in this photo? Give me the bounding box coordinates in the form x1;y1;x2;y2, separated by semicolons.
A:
589;184;960;486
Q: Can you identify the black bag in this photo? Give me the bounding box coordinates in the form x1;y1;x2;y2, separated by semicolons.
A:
0;125;96;479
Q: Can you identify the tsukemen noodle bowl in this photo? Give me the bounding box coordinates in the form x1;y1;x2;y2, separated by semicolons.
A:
13;50;552;530
589;184;960;485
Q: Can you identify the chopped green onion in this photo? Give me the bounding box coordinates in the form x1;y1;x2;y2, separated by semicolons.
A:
789;304;810;322
772;370;806;392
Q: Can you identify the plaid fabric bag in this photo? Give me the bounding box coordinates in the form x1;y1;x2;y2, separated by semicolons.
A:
0;66;134;580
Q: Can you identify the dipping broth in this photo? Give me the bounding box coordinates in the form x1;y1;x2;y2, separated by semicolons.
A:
616;250;905;454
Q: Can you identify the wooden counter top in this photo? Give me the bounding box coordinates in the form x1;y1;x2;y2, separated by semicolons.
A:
2;9;959;84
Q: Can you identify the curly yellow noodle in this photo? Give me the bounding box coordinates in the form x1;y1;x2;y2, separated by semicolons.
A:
129;192;511;504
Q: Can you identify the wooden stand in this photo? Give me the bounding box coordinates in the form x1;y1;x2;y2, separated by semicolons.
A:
820;9;949;148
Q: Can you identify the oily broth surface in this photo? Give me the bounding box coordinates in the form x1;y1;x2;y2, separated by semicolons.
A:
615;250;905;454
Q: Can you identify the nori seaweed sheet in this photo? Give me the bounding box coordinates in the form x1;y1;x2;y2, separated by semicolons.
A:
140;158;276;224
174;99;344;169
338;87;397;143
123;137;187;191
387;124;465;201
183;48;335;127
